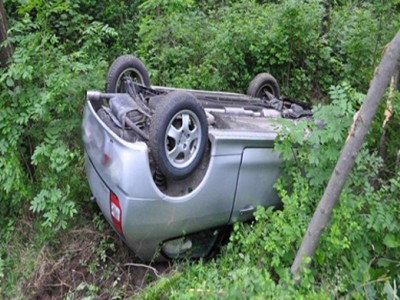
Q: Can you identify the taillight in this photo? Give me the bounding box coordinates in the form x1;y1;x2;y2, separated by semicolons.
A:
110;191;123;235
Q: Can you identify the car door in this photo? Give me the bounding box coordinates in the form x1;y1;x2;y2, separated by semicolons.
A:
230;148;282;223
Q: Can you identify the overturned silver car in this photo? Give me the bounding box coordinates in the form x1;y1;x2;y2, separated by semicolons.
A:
83;55;312;261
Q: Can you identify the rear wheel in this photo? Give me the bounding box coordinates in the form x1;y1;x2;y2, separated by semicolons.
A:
149;91;208;179
247;73;280;99
106;55;150;93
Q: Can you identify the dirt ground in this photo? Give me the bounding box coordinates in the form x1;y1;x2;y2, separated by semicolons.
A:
16;211;172;299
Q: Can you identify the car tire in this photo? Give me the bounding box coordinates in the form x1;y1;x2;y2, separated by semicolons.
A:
247;73;280;99
149;91;208;179
106;55;151;93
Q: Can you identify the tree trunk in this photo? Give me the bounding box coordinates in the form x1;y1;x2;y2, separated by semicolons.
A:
0;0;13;68
291;29;400;281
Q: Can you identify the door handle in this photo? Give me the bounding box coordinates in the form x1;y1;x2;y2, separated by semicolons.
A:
240;205;256;215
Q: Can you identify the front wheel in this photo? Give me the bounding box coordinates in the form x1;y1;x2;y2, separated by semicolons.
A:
149;91;208;179
247;73;280;99
106;55;151;93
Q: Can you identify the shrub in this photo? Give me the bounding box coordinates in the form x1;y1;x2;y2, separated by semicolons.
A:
136;0;399;100
0;1;112;231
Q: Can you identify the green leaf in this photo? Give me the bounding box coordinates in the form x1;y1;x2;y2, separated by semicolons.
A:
383;234;400;249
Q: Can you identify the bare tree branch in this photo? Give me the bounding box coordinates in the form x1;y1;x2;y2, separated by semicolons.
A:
124;263;162;278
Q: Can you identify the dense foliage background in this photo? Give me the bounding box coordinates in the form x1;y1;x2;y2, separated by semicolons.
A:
0;0;399;298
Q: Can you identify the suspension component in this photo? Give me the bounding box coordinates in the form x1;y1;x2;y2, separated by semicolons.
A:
154;168;167;191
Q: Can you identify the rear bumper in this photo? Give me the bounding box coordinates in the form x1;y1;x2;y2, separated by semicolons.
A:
85;152;163;260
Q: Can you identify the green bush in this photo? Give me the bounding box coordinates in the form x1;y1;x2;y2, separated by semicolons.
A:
136;0;399;100
0;1;112;231
137;0;325;99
